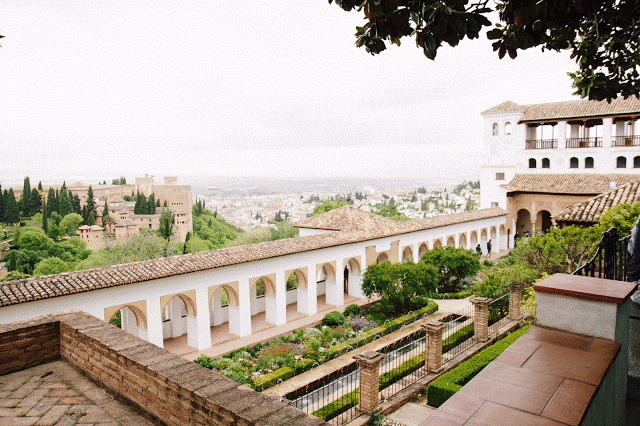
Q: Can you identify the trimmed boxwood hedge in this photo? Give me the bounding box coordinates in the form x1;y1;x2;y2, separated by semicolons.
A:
426;325;531;408
312;389;359;420
379;353;425;390
442;323;474;353
253;358;315;391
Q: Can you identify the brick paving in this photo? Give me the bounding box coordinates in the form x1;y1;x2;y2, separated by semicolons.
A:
0;360;160;426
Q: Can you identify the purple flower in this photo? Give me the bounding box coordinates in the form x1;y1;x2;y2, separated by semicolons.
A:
350;316;377;330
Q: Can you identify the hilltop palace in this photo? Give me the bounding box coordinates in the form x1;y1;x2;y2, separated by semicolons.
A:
1;96;639;353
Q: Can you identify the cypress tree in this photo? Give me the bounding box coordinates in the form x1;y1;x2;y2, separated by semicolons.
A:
54;189;60;214
37;181;43;191
30;188;42;214
47;188;57;215
87;210;96;226
134;191;147;214
72;194;81;214
22;176;31;216
163;200;168;207
0;184;4;223
102;200;109;221
147;193;155;214
82;205;87;221
86;185;96;219
42;204;48;233
5;189;20;224
156;198;160;207
58;189;72;217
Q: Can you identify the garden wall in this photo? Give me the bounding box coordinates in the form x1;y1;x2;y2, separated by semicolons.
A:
0;310;325;426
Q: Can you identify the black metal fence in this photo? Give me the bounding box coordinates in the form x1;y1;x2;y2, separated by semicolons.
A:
441;305;475;363
488;293;510;336
288;364;360;425
573;227;630;281
378;329;428;400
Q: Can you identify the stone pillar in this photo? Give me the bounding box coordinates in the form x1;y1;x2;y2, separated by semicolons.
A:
508;283;524;320
236;278;252;337
353;351;385;414
423;320;445;372
472;297;492;342
194;287;212;350
271;271;287;326
146;297;164;348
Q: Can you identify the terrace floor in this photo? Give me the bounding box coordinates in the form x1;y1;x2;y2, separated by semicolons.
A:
0;360;159;426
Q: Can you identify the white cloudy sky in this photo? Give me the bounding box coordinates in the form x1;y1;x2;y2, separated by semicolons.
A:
1;0;579;185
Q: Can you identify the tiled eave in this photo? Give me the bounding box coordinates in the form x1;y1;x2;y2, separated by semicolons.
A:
0;208;506;307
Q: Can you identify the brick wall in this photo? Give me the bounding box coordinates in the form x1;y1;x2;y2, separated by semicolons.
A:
0;310;325;426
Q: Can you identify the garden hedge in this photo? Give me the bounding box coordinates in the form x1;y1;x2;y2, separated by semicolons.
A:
442;323;474;353
312;389;359;420
378;353;425;390
426;325;531;408
253;358;315;391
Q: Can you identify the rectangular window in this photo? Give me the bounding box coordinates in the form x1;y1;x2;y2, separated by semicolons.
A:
491;202;499;208
495;173;505;180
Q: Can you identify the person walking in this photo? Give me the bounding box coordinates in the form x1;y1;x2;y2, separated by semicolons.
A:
487;239;492;258
476;244;482;255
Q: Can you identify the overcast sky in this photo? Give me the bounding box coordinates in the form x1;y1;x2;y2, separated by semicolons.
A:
1;0;580;186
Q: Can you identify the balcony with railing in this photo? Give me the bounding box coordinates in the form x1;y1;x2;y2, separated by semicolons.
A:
525;139;557;149
566;137;602;148
613;135;640;147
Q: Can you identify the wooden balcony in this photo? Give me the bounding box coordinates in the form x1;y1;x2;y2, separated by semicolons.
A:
566;137;602;148
612;135;640;147
525;139;557;149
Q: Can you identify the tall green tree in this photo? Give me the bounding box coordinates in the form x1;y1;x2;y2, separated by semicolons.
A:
58;189;72;217
87;210;96;226
86;185;96;221
134;191;148;214
21;176;31;216
102;200;109;221
71;194;81;214
0;185;4;223
37;181;43;191
158;208;173;240
46;188;57;215
5;189;20;224
30;188;42;214
147;193;156;214
42;204;48;233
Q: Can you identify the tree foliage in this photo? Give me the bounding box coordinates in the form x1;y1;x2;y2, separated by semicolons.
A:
371;203;411;222
329;0;640;101
598;202;640;236
33;257;69;277
58;213;83;235
361;261;438;315
79;233;177;269
420;246;481;293
158;208;173;240
311;199;351;216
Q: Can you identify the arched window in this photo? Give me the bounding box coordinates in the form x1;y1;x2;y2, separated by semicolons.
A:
492;123;499;136
376;253;388;264
585;157;594;169
570;157;579;169
634;156;640;168
617;156;627;168
542;158;550;168
528;158;537;168
504;122;512;135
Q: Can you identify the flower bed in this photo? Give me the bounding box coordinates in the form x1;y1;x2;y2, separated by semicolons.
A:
194;300;438;390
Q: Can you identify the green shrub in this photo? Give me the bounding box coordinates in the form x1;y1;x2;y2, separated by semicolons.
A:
442;323;474;353
344;304;361;317
426;325;531;407
312;389;359;420
323;311;345;327
379;353;424;390
253;366;294;391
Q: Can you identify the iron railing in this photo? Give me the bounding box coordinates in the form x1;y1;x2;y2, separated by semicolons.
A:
488;293;510;336
289;364;360;425
566;137;602;148
612;135;640;147
525;139;558;149
379;330;428;400
572;227;630;281
441;305;475;363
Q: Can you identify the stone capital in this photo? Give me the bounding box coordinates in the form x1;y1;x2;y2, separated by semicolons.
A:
353;351;385;367
509;283;524;291
422;320;446;334
471;296;492;306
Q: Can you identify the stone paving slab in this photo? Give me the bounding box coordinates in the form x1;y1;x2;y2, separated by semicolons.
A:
386;402;435;426
0;361;160;426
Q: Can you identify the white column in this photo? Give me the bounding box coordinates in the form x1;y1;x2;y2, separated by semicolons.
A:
169;298;182;337
413;244;420;262
237;278;252;337
299;264;318;315
327;259;344;307
275;270;287;325
558;121;566;150
228;304;240;336
603;117;613;147
146;297;164;348
193;287;212;350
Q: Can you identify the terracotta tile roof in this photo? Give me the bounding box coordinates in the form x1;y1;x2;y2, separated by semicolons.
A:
554;181;640;224
482;96;640;122
502;174;640;195
0;208;505;307
481;100;524;115
292;205;398;232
